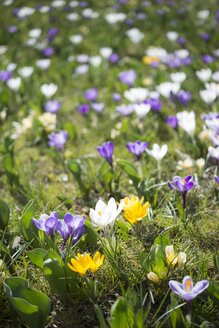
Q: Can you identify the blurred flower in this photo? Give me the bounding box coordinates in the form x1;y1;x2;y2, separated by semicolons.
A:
84;88;98;101
196;158;205;171
176;158;193;171
116;104;133;116
28;28;41;38
143;56;160;65
197;10;209;20
165;115;178;129
118;70;136;87
40;83;58;98
44;100;61;113
156;82;180;98
68;251;104;275
196;68;211;82
7;77;21;91
18;66;34;78
39;112;56;132
215;175;219;184
124;87;148;103
89;198;124;229
176;90;191;106
108;53;120;64
42;47;54;57
105;12;126;24
201;54;215;64
8;25;18;33
146;143;168;162
144;97;162;112
97;141;114;166
168;175;194;194
170;72;186;84
126;141;148;159
122;195;150;224
199;89;217;104
89;55;102;67
126;28;144;43
48;131;68;150
0;70;12;82
176;111;196;137
112;93;121;102
99;47;112;59
32;212;58;238
56;213;85;244
36;58;51;70
208;146;219;160
166;31;179;41
69;34;83;44
169;276;209;301
77;103;90;115
133;103;151;119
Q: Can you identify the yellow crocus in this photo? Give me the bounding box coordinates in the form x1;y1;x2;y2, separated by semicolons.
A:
68;251;104;276
143;56;160;65
89;251;105;273
147;272;160;283
122;195;150;224
165;246;186;270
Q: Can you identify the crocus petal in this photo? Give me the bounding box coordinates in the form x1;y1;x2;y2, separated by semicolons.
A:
182;276;193;292
192;280;209;295
169;280;184;295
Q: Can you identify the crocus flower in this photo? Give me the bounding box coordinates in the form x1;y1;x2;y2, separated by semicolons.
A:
177;90;191;106
109;53;120;64
165;245;186;269
176;111;196;137
215;175;219;184
44;100;61;113
168;175;194;193
89;198;124;229
56;213;86;244
126;141;148;159
118;69;136;87
32;212;59;238
169;276;209;301
68;251;104;275
48;131;68;150
165;115;178;129
144;97;162;112
122;195;150;224
146;143;168;162
77;103;90;115
0;70;12;82
97;141;114;166
84;88;98;102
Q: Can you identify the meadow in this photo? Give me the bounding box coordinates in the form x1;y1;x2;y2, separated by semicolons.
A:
0;0;219;327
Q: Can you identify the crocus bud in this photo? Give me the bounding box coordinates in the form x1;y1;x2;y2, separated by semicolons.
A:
177;252;187;270
147;272;160;283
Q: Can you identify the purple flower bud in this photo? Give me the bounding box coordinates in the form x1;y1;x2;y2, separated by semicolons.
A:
177;90;191;106
126;141;148;159
84;88;98;102
32;212;59;238
201;54;215;64
57;213;85;244
97;141;114;166
42;47;54;57
48;131;68;150
108;53;120;64
0;70;12;82
118;69;136;87
44;100;61;113
77;103;90;115
144;98;162;112
165;115;178;129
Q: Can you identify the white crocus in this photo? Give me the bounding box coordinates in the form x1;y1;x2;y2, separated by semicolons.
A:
124;87;149;103
99;47;113;59
133;103;151;119
38;113;56;132
156;82;180;98
40;83;58;98
170;72;186;84
105;12;126;24
176;111;196;137
28;28;41;39
196;68;212;82
36;59;51;70
69;34;83;44
208;146;219;160
199;89;217;104
89;56;102;67
51;0;65;7
66;13;79;21
7;63;17;71
146;143;168;162
7;77;21;91
126;28;144;43
166;31;179;41
197;10;209;20
17;7;35;18
145;47;167;58
175;49;189;59
18;66;34;78
89;198;124;229
205;82;219;96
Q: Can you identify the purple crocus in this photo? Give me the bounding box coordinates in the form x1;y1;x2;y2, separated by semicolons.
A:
177;90;191;106
77;103;90;115
165;115;178;129
168;175;194;209
169;276;209;301
215;175;219;184
116;104;134;116
47;27;59;42
97;141;114;166
48;131;68;150
118;69;136;87
112;93;121;102
8;26;18;34
201;54;215;64
56;213;86;245
126;141;148;159
44;100;61;113
144;98;162;112
109;53;120;64
0;70;12;82
32;212;59;238
42;47;54;57
84;88;98;102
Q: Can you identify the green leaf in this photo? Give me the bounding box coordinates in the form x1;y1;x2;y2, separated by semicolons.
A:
0;199;10;230
3;277;51;328
118;160;141;187
27;248;48;269
110;297;131;328
67;160;81;180
207;283;219;305
43;258;68;300
20;200;35;242
63;122;76;141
